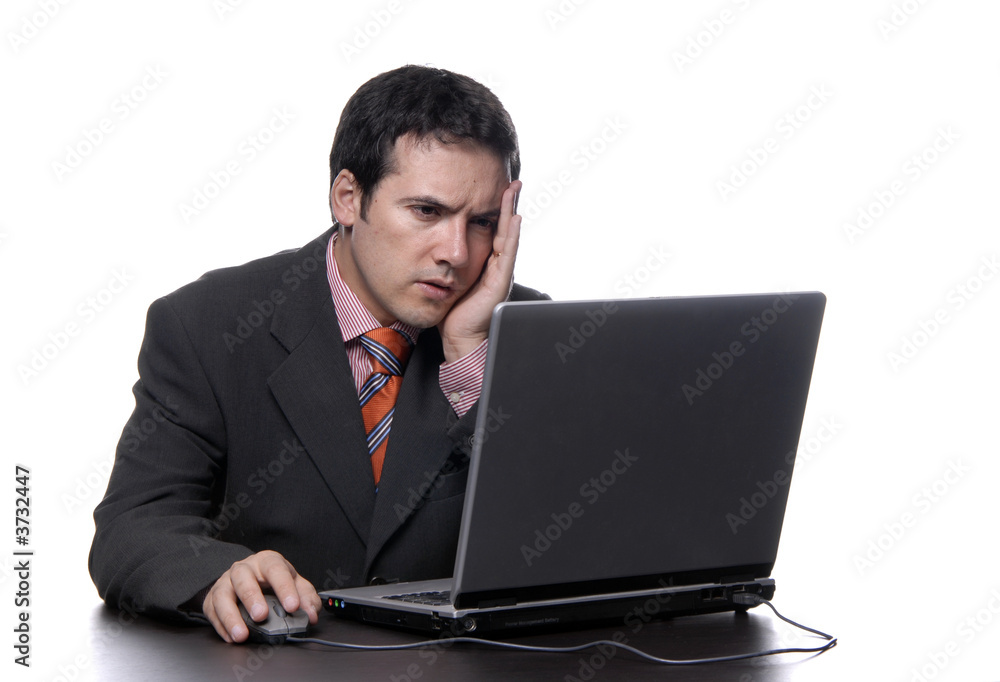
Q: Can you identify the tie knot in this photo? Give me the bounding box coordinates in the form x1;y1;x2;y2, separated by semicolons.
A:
361;328;413;376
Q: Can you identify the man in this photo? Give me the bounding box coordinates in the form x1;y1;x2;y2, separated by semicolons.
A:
89;65;546;643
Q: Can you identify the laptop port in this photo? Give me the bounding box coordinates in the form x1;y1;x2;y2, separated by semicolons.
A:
701;587;726;601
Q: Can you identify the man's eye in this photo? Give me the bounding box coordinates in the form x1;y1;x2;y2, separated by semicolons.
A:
473;218;496;230
414;206;437;217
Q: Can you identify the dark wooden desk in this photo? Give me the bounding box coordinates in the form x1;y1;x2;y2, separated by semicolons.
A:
84;602;833;681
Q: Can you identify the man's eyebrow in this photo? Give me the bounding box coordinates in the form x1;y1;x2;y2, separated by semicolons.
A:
402;195;451;210
401;195;501;220
470;207;501;222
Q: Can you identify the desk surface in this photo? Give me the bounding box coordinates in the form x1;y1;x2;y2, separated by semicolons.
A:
82;602;833;681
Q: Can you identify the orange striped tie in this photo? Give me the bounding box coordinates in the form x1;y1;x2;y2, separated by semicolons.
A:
359;328;413;486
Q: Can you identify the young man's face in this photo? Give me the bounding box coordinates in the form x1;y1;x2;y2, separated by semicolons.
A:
332;134;510;329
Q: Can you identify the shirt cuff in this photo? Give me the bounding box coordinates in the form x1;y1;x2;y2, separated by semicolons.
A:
439;339;489;418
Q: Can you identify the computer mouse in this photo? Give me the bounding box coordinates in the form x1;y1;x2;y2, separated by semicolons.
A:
238;594;310;644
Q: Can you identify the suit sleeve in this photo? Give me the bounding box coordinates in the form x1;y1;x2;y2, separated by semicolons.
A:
89;296;253;623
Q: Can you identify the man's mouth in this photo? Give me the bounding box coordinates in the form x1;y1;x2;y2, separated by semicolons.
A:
416;278;456;301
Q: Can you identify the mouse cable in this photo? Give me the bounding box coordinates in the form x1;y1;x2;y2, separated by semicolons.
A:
287;594;836;666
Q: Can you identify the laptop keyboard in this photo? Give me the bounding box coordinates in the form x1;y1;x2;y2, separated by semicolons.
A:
383;590;452;606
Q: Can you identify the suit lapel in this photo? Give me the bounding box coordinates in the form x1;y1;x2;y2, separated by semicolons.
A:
266;231;376;545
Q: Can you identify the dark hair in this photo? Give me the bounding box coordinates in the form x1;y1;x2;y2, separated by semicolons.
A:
329;65;520;219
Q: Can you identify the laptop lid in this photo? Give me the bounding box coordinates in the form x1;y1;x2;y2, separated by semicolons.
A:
450;292;826;609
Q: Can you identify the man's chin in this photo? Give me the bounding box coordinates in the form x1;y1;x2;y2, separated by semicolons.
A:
390;301;452;330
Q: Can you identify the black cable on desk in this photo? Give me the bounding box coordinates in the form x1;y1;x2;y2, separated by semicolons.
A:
287;595;836;666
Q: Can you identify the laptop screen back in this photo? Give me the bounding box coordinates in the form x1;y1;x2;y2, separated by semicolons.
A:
452;293;826;603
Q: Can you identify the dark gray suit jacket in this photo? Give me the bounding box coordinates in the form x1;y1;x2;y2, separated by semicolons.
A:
89;228;547;621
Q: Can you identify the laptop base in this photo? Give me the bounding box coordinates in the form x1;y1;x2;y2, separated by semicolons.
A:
323;579;775;636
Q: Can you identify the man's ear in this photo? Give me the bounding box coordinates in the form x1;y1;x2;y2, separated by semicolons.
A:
330;170;362;227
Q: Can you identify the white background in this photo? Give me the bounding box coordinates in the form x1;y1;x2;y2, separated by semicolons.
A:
2;1;998;680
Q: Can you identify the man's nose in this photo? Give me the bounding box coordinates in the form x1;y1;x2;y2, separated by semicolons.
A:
432;217;469;268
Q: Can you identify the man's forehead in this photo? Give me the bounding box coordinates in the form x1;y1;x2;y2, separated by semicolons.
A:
390;132;511;181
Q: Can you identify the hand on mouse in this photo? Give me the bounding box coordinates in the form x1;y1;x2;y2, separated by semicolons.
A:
202;550;321;643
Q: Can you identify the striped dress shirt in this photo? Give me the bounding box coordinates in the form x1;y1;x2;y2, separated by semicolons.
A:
325;233;486;418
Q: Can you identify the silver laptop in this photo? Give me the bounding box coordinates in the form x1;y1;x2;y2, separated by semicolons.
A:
321;292;826;636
